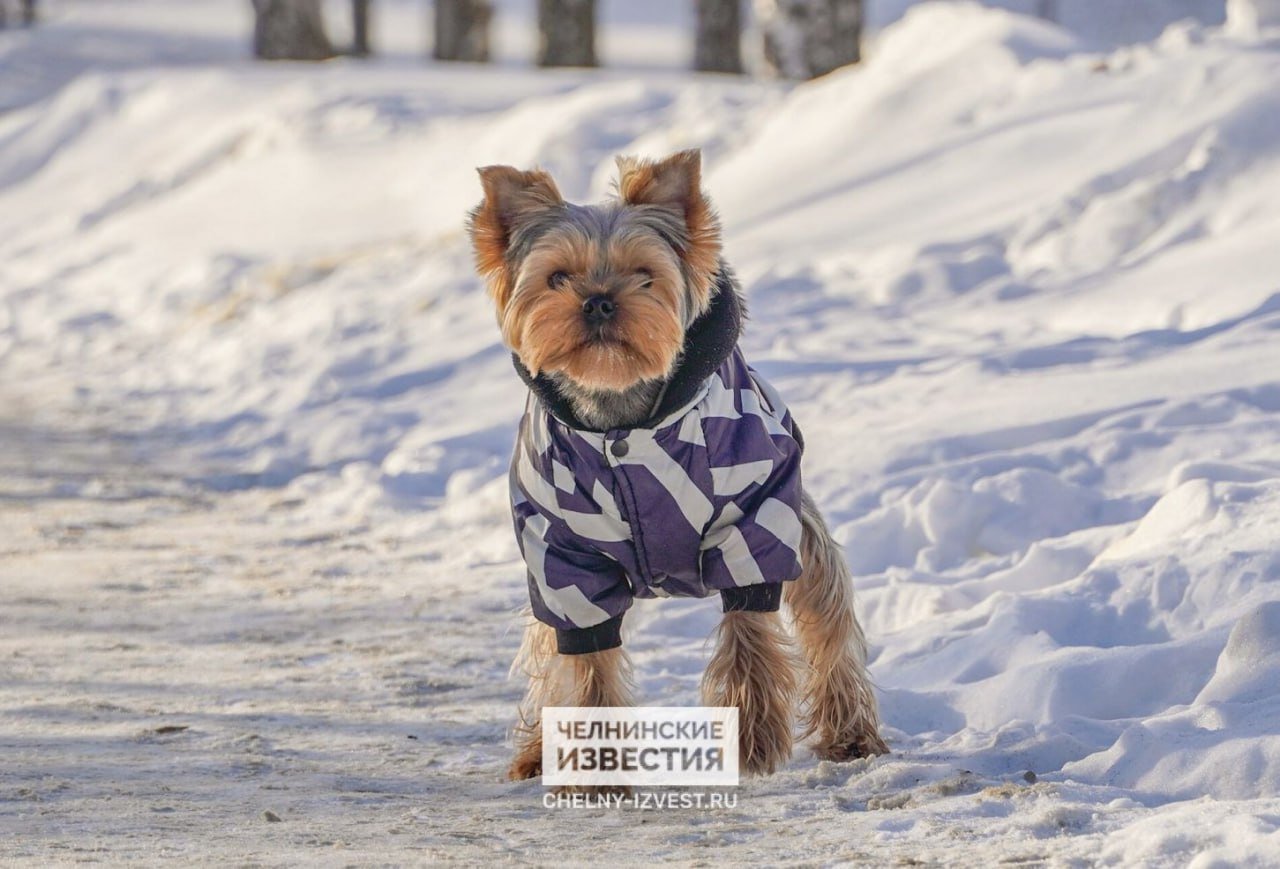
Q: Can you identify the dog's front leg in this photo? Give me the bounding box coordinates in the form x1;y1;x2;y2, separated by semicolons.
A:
702;610;797;776
509;620;633;782
509;620;557;780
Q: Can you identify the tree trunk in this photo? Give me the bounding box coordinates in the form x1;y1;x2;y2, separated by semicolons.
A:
251;0;336;61
434;0;492;62
1228;0;1280;32
22;0;37;26
1035;0;1058;23
538;0;596;68
695;0;743;74
352;0;372;56
760;0;863;80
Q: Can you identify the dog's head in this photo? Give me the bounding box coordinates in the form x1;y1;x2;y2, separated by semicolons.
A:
468;149;721;392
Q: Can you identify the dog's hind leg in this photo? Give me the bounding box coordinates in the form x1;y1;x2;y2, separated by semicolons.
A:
785;490;889;761
508;618;633;781
702;610;797;775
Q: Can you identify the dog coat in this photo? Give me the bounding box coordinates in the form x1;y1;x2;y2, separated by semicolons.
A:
508;275;806;654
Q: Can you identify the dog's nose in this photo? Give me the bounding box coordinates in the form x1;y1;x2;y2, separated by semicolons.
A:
582;295;617;323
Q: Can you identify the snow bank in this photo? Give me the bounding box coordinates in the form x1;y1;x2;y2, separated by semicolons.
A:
868;1;1228;47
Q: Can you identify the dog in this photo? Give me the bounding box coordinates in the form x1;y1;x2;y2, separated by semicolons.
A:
468;149;888;781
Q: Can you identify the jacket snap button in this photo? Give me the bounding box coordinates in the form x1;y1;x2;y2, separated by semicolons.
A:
610;439;630;458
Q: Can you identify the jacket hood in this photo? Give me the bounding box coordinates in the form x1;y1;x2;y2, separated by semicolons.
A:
511;267;744;432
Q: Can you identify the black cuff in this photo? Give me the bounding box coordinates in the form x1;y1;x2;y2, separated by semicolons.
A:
720;583;783;613
556;614;624;655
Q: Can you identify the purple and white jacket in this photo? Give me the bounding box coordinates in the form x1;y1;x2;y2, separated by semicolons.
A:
509;275;806;654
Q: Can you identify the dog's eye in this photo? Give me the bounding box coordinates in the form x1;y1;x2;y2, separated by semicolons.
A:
548;271;570;289
637;268;654;288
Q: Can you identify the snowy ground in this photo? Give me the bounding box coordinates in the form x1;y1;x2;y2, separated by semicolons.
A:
4;1;1280;865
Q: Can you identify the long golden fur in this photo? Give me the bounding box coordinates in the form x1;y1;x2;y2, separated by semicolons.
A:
505;229;687;390
788;492;890;760
702;611;798;775
509;617;633;783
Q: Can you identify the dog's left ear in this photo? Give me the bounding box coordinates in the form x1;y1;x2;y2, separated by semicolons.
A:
616;149;721;309
469;166;564;312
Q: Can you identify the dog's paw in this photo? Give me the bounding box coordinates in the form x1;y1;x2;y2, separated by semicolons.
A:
740;731;792;776
508;753;543;781
738;707;795;776
813;730;890;762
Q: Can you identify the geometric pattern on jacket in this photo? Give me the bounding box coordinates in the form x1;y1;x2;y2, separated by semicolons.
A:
510;346;805;635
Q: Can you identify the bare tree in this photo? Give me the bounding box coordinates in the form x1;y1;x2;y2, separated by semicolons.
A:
759;0;863;80
0;0;38;28
251;0;336;61
435;0;492;62
1035;0;1059;22
352;0;372;56
538;0;596;68
696;0;743;74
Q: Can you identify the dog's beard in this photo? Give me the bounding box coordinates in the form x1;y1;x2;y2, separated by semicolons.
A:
553;336;670;392
509;290;684;393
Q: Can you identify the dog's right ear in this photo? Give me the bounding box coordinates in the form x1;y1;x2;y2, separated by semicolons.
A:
468;166;564;311
615;150;721;315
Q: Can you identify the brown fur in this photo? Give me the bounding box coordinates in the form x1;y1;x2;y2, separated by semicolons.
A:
616;150;722;316
509;618;634;782
468;152;723;392
786;492;890;760
701;611;798;776
505;230;686;389
469;166;564;313
508;618;558;781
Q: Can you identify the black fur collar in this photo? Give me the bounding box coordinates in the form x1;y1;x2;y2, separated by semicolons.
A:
512;268;744;432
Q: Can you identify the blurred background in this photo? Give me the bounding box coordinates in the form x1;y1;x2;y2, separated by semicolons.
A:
0;0;1242;114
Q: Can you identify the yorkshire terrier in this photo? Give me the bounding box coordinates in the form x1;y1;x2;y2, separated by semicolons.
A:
468;149;888;780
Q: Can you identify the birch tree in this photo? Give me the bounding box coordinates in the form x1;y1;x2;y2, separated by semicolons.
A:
1228;0;1280;32
758;0;863;80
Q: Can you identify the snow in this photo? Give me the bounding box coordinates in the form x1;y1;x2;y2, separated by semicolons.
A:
4;0;1280;863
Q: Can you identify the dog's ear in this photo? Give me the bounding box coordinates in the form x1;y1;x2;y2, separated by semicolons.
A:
469;166;564;310
616;149;703;211
615;150;721;310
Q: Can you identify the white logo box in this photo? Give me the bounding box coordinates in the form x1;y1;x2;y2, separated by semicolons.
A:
542;706;740;787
